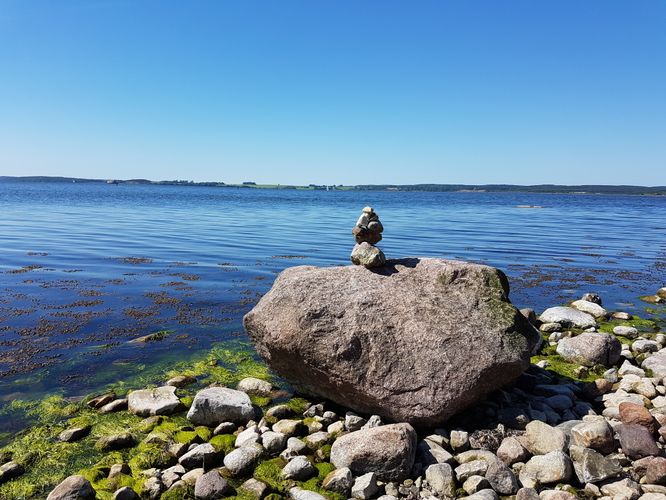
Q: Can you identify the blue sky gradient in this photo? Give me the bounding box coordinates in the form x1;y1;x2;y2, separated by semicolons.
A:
1;1;665;185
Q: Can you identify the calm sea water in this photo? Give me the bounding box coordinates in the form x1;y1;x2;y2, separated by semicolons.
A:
1;181;665;407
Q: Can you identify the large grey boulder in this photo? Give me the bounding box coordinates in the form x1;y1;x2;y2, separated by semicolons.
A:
244;258;539;426
556;333;621;367
46;475;96;500
187;387;254;426
642;351;666;379
128;386;181;417
330;423;417;481
539;307;596;329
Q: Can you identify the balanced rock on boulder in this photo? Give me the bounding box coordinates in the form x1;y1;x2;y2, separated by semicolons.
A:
244;258;540;426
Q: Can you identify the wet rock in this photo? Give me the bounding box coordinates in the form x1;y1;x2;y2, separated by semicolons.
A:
283;456;316;480
187;387;254;426
178;443;221;469
128;386;181;417
351;472;379;500
330;423;417;481
113;486;138;500
0;461;24;484
569;445;621;483
616;424;660;459
165;374;197;388
223;443;263;476
350;242;386;268
556;332;621;367
244;258;539;426
46;475;96;500
194;469;230;499
425;463;456;497
100;398;128;413
87;393;116;409
96;433;135;451
539;307;596;329
322;467;353;494
524;421;568;455
58;426;91;443
237;377;273;397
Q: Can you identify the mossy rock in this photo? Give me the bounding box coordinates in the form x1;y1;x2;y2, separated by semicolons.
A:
285;398;311;416
210;434;236;454
254;458;289;493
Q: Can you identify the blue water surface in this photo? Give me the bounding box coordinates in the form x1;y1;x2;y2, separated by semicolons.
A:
0;181;665;405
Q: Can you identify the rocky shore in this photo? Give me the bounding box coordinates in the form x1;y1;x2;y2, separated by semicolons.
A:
0;281;665;499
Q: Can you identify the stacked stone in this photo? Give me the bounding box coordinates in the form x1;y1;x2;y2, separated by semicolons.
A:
350;206;386;268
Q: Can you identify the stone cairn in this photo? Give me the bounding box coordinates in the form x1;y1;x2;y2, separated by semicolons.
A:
350;206;386;268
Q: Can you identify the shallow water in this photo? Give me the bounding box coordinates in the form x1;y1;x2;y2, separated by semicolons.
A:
0;181;665;407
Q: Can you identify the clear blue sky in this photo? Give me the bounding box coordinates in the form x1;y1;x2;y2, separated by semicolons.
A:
1;1;665;185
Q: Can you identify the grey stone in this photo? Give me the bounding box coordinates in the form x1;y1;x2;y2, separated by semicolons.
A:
322;467;353;494
516;487;540;500
244;258;539;426
497;436;529;465
425;463;456;497
142;477;164;500
304;431;330;450
100;398;128;413
350;242;386;268
539;306;596;329
187;387;254;426
178;443;221;470
282;456;316;480
616;424;660;459
194;469;230;499
569;445;621;483
237;377;273;397
273;419;305;437
239;478;268;499
614;326;640;339
462;489;499;500
486;459;519;495
289;487;327;500
0;461;24;484
165;374;197;388
571;300;607;318
330;423;417;481
128;386;181;417
643;351;666;379
524;421;568;455
633;339;660;354
455;459;490;481
96;433;135;451
556;332;621;367
519;451;573;488
46;475;96;500
262;431;287;454
223;443;263;476
235;426;260;448
58;426;91;443
182;468;205;485
113;487;138;500
570;418;615;454
451;430;470;452
417;439;454;466
345;412;367;431
463;475;491;495
351;472;379;500
213;422;237;435
599;478;641;500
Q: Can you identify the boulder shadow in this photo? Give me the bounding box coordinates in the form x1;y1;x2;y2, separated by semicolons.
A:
370;257;421;276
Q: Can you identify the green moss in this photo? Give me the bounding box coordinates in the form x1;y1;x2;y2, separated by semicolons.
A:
250;395;273;408
298;462;345;500
92;473;141;494
264;494;285;500
530;355;604;382
254;458;289;493
598;317;658;334
174;430;201;446
195;426;212;441
161;482;195;499
180;396;194;408
317;445;332;461
128;442;175;471
314;462;335;478
210;434;236;453
285;398;311;415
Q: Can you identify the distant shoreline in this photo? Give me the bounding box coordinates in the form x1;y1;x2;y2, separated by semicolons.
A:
1;175;665;196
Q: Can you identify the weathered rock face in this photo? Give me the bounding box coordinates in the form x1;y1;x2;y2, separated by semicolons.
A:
244;258;539;426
